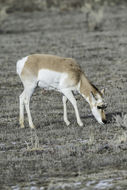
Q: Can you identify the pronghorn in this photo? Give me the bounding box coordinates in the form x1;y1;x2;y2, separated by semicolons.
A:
16;54;107;128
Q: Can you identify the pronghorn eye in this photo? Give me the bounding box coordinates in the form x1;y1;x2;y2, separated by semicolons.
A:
97;104;107;110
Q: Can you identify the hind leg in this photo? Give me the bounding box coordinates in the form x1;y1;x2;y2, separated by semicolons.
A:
24;87;35;129
19;91;25;128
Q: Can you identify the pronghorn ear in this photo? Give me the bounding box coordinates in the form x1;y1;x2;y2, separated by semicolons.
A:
101;89;105;95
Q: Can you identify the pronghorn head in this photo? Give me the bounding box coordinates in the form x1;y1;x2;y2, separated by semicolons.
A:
89;89;107;124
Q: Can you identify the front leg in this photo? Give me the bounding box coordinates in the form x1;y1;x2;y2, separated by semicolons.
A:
62;96;70;126
62;89;83;127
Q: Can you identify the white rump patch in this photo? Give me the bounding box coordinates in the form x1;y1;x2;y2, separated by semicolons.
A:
16;56;28;75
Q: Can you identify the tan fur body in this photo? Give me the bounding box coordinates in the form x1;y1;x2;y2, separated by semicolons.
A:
17;54;107;128
21;54;82;87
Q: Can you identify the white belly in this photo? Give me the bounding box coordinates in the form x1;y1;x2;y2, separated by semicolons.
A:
37;69;68;90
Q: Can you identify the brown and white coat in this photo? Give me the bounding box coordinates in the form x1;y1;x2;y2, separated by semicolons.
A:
17;54;107;128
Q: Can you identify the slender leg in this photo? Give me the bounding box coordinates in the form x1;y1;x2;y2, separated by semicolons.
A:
61;89;83;126
24;88;35;129
62;96;70;126
19;91;25;128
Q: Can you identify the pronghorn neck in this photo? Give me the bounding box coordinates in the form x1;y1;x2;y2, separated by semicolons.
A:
80;74;100;103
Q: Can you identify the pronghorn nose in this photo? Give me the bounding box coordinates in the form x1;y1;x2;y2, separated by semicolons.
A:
102;119;107;124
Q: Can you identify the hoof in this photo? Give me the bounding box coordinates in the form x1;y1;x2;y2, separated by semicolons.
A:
20;123;25;128
65;120;70;126
30;124;35;129
78;122;83;127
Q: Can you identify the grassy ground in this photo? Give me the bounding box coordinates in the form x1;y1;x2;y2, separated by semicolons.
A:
0;3;127;190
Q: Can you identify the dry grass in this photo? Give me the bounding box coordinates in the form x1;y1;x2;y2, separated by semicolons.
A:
113;113;127;129
24;130;43;152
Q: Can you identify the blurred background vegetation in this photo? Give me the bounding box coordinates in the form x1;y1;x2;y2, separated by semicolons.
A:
0;0;126;31
0;0;126;13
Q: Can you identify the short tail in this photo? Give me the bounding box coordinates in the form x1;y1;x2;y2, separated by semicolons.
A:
16;56;28;75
